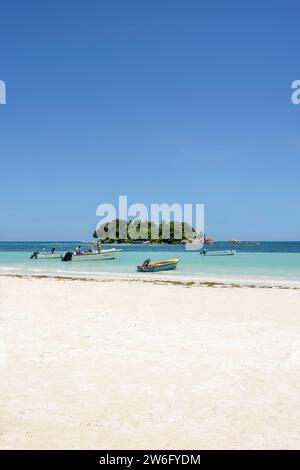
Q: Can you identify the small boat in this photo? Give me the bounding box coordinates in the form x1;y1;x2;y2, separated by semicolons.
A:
61;242;122;262
137;258;179;272
201;249;236;256
62;249;121;262
62;250;120;262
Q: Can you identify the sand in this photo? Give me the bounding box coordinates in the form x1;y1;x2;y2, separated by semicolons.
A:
0;275;300;449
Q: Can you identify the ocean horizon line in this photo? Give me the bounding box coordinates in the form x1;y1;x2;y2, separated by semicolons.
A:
1;240;300;243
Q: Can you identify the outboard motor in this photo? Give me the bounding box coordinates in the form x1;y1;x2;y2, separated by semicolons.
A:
62;251;73;262
142;258;151;272
30;251;39;259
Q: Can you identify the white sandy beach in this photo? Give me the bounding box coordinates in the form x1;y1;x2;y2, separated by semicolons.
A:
1;275;300;449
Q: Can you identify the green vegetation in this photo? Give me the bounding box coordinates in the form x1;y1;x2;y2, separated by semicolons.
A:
93;219;199;244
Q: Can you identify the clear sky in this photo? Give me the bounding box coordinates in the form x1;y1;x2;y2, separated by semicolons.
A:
0;0;299;241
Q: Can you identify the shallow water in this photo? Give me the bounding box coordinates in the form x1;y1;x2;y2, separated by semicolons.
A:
0;241;300;285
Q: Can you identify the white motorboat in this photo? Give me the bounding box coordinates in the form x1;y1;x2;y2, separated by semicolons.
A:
61;243;122;262
201;249;236;256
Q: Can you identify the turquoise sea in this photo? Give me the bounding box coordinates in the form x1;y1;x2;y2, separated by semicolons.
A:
0;241;300;285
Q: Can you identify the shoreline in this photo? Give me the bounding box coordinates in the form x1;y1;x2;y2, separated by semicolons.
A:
1;271;300;289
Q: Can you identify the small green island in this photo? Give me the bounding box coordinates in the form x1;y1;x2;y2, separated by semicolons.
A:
93;218;205;244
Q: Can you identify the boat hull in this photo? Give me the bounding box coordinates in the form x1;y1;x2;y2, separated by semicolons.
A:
35;253;63;260
203;250;236;256
71;254;115;261
69;251;117;262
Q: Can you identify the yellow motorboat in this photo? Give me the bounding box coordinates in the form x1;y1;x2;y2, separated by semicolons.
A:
137;258;179;272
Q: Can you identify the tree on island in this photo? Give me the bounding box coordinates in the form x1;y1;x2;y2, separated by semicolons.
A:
93;219;198;244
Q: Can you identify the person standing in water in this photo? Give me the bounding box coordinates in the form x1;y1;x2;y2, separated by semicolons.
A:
75;246;82;255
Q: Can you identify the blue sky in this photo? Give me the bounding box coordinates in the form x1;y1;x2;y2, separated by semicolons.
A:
0;0;299;240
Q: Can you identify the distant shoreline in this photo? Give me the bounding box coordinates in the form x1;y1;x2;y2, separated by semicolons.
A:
1;240;300;243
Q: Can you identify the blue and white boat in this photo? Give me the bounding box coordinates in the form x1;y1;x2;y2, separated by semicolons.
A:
137;258;179;272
